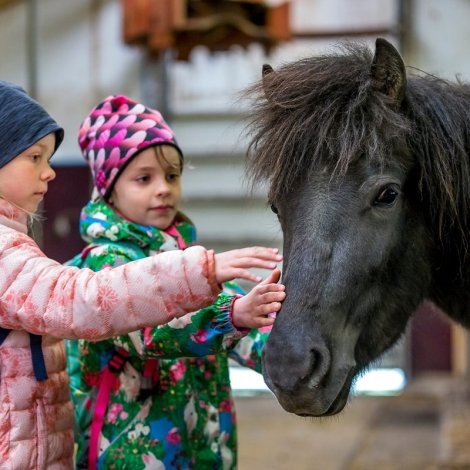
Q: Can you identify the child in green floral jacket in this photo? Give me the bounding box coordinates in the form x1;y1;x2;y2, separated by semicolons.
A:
66;95;285;469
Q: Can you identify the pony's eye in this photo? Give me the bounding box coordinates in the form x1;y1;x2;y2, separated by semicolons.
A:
270;204;279;214
374;185;400;207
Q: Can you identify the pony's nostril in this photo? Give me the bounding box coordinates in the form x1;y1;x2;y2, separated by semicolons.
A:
305;346;330;388
264;341;330;393
306;349;321;379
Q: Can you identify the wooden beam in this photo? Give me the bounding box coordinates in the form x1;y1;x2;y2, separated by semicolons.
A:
0;0;22;8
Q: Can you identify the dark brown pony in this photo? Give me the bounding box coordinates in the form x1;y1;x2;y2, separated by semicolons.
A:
245;38;470;417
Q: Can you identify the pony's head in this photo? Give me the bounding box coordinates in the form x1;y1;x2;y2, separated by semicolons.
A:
246;38;470;416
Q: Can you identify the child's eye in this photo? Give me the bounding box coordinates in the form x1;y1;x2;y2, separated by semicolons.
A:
30;154;41;162
136;175;150;183
167;173;180;182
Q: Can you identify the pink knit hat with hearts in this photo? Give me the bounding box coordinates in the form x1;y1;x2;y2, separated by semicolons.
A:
79;95;183;199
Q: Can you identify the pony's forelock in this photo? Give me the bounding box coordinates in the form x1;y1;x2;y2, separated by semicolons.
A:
245;43;410;199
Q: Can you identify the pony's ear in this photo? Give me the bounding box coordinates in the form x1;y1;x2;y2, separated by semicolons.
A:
262;63;274;77
262;64;275;99
370;38;406;103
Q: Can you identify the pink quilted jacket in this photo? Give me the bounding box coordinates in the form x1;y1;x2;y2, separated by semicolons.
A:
0;200;220;469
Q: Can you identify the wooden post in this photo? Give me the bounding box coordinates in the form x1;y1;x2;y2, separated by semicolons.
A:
122;0;151;44
451;323;469;376
266;2;291;42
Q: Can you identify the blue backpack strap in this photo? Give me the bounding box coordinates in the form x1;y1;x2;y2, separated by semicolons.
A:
0;327;48;381
0;327;10;346
29;333;48;381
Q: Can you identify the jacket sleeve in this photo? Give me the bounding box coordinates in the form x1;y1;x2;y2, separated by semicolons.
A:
135;292;247;359
0;226;220;339
75;246;246;359
227;328;270;373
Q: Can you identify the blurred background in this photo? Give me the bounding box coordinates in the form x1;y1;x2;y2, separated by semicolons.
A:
1;0;470;468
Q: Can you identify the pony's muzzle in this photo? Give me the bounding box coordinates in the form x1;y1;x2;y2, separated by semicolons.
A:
262;333;331;393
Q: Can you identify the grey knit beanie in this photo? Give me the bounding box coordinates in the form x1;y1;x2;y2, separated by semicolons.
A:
0;80;64;169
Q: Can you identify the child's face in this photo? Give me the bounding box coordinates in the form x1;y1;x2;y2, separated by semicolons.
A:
0;133;56;213
109;145;182;229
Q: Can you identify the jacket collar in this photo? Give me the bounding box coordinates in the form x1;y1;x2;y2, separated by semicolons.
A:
79;198;196;253
0;198;28;234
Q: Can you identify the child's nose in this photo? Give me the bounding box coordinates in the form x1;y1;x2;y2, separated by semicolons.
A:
42;164;56;182
155;179;170;196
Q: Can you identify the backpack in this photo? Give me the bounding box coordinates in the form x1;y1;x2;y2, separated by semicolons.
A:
66;240;156;470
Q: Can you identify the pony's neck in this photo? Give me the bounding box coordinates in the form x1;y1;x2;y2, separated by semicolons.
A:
429;251;470;328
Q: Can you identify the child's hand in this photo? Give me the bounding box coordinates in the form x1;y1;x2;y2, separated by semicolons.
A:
231;268;285;329
214;247;282;284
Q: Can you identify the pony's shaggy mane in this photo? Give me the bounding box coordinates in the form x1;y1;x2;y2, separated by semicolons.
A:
245;42;470;265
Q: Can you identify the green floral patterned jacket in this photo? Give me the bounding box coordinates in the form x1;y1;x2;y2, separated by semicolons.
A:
66;199;269;469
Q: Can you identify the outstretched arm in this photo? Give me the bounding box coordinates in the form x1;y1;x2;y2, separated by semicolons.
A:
0;226;282;340
110;270;285;360
140;270;285;360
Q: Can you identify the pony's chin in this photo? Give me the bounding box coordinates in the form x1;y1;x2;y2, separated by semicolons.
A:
278;390;348;417
269;372;354;417
275;388;349;417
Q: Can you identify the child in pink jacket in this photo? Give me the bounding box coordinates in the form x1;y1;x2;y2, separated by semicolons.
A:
0;80;282;469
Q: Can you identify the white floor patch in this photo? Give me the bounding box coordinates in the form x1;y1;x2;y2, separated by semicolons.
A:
229;367;406;396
